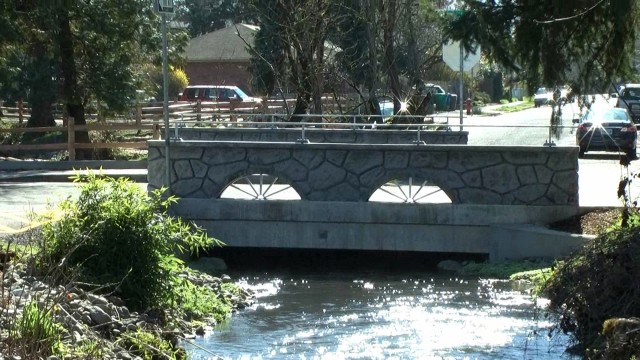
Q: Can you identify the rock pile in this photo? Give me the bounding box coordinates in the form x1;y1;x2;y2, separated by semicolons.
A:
0;260;253;359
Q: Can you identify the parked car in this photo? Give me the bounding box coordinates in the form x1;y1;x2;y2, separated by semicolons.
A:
575;106;637;159
615;83;640;123
533;87;552;107
178;85;261;104
423;83;457;111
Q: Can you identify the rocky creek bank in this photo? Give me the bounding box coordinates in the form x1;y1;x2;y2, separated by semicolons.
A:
0;257;253;359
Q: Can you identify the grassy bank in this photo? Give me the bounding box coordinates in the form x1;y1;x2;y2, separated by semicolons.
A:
0;172;251;359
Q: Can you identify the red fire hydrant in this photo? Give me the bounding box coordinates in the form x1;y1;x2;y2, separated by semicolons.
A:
466;98;472;115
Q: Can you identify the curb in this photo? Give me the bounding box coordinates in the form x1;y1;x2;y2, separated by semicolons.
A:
0;159;147;171
0;169;148;183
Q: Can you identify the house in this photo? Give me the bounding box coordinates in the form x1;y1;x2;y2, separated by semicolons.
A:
184;24;258;92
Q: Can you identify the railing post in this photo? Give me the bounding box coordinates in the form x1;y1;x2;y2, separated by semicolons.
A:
196;99;201;122
18;98;24;124
297;123;310;144
68;117;76;161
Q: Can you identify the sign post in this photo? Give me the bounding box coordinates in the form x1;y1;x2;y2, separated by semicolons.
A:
442;40;481;131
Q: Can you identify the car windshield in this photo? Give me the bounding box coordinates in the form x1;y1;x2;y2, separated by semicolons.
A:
583;108;630;123
535;88;547;95
622;87;640;97
232;87;250;100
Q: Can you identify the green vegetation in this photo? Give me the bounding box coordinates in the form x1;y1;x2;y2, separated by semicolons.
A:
459;259;551;279
37;171;221;311
447;1;638;93
542;209;640;358
119;330;181;360
0;172;244;358
10;301;65;358
494;101;534;113
174;279;232;323
509;267;554;295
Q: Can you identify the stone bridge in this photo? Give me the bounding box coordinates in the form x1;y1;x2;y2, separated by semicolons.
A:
146;131;585;262
147;141;578;205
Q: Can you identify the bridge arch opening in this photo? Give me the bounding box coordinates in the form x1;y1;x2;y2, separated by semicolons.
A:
368;176;452;203
220;172;302;200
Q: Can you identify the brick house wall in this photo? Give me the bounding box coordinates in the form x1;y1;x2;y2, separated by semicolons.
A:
185;61;253;94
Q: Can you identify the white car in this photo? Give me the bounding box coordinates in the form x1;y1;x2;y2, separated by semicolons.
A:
533;87;552;107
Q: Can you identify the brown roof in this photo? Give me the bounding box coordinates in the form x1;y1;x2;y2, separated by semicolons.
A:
185;24;258;62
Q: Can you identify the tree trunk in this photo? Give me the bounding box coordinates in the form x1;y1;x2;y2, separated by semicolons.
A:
57;7;92;160
26;99;55;128
365;0;382;121
380;0;401;116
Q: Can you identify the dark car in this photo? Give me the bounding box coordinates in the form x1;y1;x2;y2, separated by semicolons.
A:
575;107;637;159
178;85;260;103
615;83;640;123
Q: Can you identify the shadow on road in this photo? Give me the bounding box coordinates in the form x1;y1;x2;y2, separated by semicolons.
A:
580;153;633;162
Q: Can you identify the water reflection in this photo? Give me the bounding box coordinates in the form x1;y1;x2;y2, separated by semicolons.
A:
185;272;577;360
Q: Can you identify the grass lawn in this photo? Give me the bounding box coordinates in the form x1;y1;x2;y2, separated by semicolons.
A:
495;101;535;113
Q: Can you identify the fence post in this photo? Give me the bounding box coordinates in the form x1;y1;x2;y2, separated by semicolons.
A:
68;117;76;161
18;98;24;124
136;101;142;126
230;101;237;122
153;122;160;140
97;98;105;123
196;100;201;122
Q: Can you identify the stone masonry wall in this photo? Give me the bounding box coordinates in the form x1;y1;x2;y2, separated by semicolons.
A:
148;141;579;205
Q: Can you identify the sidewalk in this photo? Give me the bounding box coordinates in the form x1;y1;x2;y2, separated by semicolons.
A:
0;159;148;183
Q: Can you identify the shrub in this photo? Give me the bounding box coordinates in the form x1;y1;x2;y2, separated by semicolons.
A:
543;218;640;356
37;171;220;311
473;91;492;105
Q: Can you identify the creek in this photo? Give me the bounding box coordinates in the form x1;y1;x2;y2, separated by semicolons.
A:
184;265;578;360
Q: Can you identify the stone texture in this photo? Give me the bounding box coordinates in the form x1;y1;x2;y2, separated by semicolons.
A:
148;140;578;205
344;150;383;175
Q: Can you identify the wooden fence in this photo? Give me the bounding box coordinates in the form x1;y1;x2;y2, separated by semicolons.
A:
0;95;357;125
0;94;439;160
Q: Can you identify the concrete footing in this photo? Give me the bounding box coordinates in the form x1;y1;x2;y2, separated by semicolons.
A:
172;199;595;262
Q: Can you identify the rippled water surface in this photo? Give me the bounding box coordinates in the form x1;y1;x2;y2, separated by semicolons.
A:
185;271;577;360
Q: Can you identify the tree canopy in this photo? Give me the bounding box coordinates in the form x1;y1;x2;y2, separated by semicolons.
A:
446;0;638;94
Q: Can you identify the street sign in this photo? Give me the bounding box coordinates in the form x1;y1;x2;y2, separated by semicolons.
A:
154;0;174;14
442;40;481;72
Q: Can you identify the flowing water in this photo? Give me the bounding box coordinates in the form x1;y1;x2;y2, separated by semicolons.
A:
184;269;578;360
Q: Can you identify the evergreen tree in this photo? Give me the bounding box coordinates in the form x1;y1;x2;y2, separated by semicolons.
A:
446;0;638;93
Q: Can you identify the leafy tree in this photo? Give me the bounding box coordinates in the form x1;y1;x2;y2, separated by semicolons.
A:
247;1;287;97
250;0;333;119
446;1;638;94
0;1;188;158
